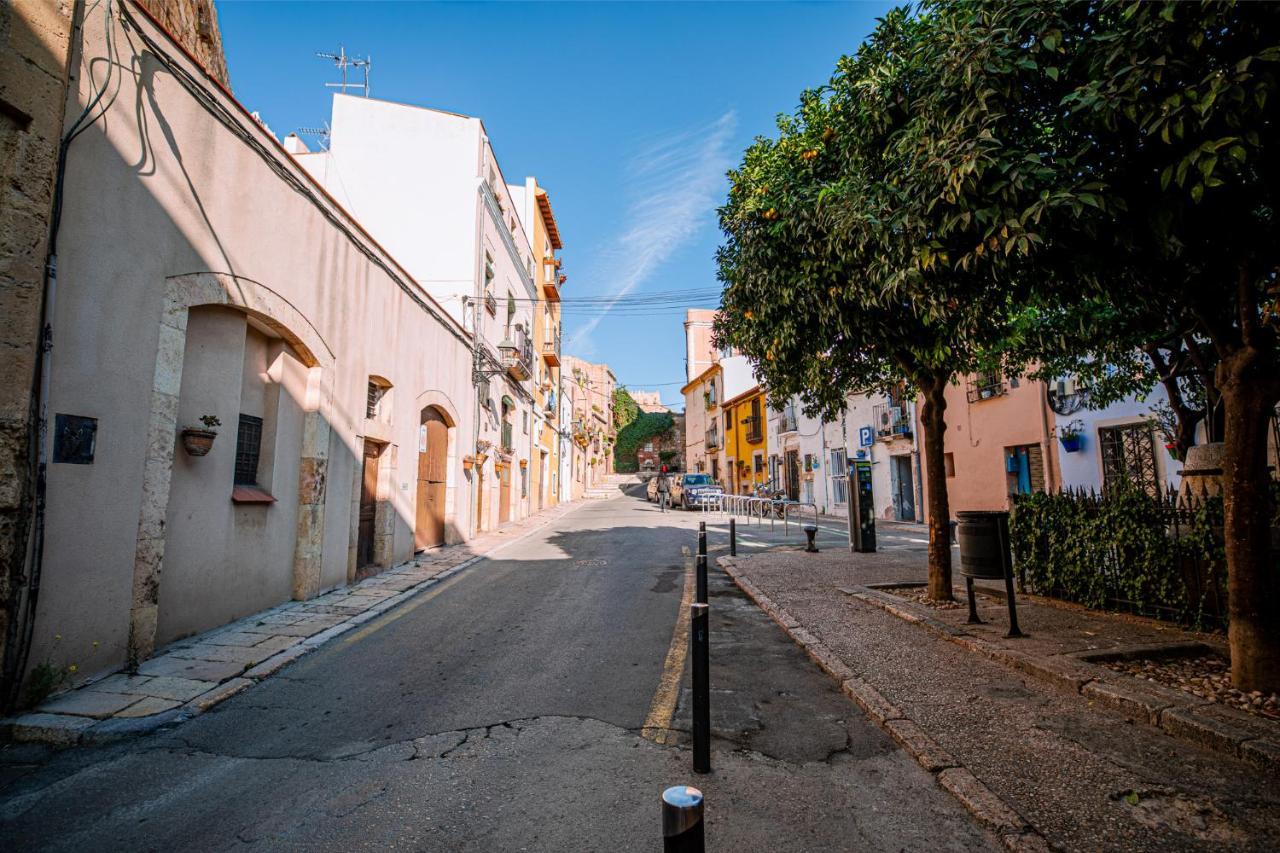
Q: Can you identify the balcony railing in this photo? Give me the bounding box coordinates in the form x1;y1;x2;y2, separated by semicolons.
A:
504;334;533;381
744;415;763;445
967;372;1006;403
542;332;561;367
777;407;799;434
705;429;721;451
873;403;912;439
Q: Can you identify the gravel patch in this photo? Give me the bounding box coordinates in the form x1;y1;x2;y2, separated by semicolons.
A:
1103;654;1280;722
883;585;965;610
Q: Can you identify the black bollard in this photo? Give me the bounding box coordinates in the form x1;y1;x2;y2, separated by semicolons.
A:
662;785;705;853
695;554;707;604
729;518;736;557
803;524;819;553
697;521;706;558
691;602;710;773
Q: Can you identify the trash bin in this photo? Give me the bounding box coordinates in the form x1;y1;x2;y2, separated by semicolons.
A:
955;510;1023;638
956;511;1012;580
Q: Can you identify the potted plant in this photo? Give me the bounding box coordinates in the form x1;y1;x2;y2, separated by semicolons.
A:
1058;419;1084;453
181;415;221;457
462;455;475;471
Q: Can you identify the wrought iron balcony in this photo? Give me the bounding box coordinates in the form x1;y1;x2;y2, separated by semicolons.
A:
873;403;912;439
503;334;533;381
542;333;561;367
777;405;799;434
967;371;1007;403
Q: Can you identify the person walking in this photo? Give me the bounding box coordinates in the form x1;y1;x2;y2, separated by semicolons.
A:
656;466;671;513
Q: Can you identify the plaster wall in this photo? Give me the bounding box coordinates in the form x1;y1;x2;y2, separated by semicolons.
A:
29;3;474;682
1053;390;1182;493
918;377;1059;520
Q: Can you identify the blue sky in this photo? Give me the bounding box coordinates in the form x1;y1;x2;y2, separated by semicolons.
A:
219;1;893;409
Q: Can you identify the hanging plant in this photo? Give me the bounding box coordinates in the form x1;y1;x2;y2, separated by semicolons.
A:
181;414;221;457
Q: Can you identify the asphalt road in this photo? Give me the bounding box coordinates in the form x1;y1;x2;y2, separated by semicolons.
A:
1;489;994;851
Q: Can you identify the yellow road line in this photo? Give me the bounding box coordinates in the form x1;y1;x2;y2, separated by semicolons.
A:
640;552;694;745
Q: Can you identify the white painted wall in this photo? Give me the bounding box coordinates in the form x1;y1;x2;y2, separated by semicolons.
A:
1053;389;1182;493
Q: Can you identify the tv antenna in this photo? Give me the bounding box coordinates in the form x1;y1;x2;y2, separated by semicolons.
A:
316;45;371;97
296;123;331;150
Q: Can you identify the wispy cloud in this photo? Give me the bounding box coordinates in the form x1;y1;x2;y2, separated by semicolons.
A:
567;111;737;351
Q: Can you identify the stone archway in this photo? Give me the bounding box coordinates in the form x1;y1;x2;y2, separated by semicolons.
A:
128;272;335;665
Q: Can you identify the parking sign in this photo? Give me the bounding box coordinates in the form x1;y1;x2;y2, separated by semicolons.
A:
859;425;874;447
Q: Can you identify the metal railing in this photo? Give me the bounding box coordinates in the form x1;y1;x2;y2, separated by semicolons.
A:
709;493;820;539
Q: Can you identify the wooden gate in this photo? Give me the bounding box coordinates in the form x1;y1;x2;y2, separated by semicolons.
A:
415;407;448;550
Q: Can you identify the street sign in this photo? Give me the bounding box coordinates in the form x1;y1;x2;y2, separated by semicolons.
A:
858;425;874;447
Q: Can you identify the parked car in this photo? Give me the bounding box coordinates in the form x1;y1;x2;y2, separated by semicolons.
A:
646;475;659;502
673;473;723;510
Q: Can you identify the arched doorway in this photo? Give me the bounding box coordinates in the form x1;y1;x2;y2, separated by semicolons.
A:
416;406;449;550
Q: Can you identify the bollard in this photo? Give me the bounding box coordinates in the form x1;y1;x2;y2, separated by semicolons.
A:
691;602;710;773
729;517;736;557
695;553;707;604
803;524;819;553
697;521;706;558
662;785;705;853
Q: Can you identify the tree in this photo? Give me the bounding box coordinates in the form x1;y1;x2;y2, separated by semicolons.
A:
714;9;1070;601
937;0;1280;690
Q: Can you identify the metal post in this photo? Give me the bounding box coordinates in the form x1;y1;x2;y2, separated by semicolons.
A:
662;785;705;853
965;576;982;624
1003;568;1023;638
691;602;710;773
697;521;706;559
729;517;736;556
696;553;707;604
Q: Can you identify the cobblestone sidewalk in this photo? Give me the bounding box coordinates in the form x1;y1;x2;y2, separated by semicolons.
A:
4;501;583;747
718;545;1280;852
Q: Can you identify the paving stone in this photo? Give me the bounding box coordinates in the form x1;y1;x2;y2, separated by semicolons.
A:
168;644;273;665
114;696;182;718
840;677;903;724
1081;679;1179;726
8;713;97;745
39;689;141;719
884;718;958;773
205;630;275;647
243;645;312;679
1160;706;1251;756
937;767;1027;835
184;678;255;713
137;656;248;682
239;622;322;637
1240;737;1280;773
132;676;217;702
89;674;154;695
250;635;303;654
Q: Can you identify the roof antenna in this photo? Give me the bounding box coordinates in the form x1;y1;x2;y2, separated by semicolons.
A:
316;45;371;97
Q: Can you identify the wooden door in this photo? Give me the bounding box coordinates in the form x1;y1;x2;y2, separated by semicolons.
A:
785;449;801;500
498;463;512;523
415;408;448;551
358;441;382;567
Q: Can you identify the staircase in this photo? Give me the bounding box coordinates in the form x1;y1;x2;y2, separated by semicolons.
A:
584;473;640;500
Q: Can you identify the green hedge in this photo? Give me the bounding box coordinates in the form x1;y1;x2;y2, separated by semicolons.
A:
1010;486;1226;629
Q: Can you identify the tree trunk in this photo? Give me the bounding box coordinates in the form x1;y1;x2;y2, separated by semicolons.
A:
1218;350;1280;692
919;374;954;602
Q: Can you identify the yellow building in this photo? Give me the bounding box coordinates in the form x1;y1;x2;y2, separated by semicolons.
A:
722;386;768;495
512;178;564;511
681;364;724;483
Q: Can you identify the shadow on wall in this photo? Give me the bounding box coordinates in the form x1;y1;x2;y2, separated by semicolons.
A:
24;36;472;695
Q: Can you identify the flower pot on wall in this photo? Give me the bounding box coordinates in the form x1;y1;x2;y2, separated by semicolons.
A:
1059;434;1082;453
180;428;217;457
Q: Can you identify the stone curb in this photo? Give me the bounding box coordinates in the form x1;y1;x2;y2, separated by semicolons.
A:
717;557;1049;853
848;582;1280;774
4;502;584;748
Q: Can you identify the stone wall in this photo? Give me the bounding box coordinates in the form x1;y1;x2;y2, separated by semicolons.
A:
0;0;75;705
136;0;230;87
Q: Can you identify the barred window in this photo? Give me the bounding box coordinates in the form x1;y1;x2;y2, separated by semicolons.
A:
234;414;263;485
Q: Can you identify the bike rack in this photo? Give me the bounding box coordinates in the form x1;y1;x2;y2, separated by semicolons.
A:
782;501;819;537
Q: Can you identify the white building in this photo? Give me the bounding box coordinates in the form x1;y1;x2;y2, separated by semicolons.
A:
292;94;540;533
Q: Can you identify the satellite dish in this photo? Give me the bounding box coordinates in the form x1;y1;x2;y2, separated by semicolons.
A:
1048;375;1089;415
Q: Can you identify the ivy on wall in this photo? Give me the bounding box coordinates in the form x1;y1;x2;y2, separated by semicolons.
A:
1010;487;1228;630
613;412;674;473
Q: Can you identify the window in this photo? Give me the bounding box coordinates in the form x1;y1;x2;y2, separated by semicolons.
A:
829;448;848;504
234;414;264;485
745;397;763;443
366;380;388;419
1100;424;1159;497
944;452;956;478
523;410;529;434
753;453;764;474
